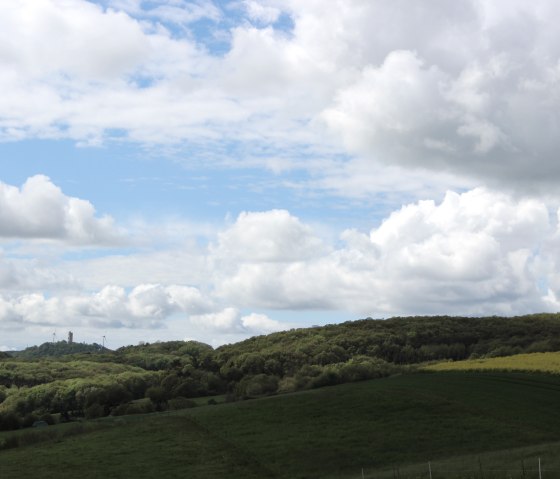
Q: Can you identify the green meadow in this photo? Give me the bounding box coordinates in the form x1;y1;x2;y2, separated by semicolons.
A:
3;371;560;478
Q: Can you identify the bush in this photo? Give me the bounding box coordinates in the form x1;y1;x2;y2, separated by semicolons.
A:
0;411;21;431
39;413;55;425
237;374;279;398
277;377;298;393
22;413;39;428
310;370;340;389
85;403;105;419
146;386;167;410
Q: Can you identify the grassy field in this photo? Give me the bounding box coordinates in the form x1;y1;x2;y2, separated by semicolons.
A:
425;351;560;374
3;372;560;478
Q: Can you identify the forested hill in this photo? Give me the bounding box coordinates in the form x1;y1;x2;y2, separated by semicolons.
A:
11;341;107;359
215;313;560;367
2;313;560;431
6;314;560;365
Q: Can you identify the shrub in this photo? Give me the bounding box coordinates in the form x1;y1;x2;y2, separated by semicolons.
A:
310;370;340;389
22;413;39;428
237;374;279;398
277;377;298;393
0;411;21;431
85;403;105;420
146;386;167;410
39;413;55;425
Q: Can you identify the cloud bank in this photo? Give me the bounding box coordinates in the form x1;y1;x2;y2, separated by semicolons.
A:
1;177;559;339
1;1;560;192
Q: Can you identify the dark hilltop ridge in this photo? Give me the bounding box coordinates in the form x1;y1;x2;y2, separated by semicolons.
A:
7;312;560;361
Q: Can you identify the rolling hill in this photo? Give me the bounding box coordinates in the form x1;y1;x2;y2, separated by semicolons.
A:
2;371;560;478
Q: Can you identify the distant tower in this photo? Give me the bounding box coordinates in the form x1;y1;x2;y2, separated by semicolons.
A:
68;331;73;344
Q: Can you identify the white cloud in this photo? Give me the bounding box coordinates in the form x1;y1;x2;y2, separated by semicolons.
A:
108;0;222;25
242;1;281;24
240;312;284;333
211;190;554;316
3;188;560;343
2;1;560;194
0;283;211;329
189;307;285;334
314;1;560;191
212;209;325;263
0;175;122;244
0;0;149;80
0;252;78;292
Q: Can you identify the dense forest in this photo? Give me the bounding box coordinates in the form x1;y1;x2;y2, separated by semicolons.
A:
1;313;560;431
12;341;106;359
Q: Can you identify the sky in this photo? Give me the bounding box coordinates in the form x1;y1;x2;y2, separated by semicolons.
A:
2;0;560;350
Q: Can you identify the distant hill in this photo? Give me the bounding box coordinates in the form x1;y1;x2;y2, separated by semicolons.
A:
12;341;109;359
215;313;560;368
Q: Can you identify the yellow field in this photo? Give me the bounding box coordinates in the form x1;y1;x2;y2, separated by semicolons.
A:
424;352;560;374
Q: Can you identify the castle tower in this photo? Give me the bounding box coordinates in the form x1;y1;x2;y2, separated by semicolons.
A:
68;331;73;344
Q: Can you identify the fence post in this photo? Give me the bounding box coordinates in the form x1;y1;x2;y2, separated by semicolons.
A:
539;457;542;479
428;461;433;479
478;457;484;479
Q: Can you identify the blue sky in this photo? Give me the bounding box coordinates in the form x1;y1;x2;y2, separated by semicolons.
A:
2;0;560;350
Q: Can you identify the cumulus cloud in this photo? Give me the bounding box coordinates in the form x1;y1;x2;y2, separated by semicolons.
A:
3;188;560;341
212;209;325;263
189;308;285;334
0;282;286;338
0;175;121;244
211;190;555;316
315;1;560;190
0;283;211;329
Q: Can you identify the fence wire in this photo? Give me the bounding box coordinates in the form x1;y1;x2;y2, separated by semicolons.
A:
360;457;551;479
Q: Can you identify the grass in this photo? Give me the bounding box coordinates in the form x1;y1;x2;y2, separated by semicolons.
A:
189;372;560;478
3;372;560;478
362;441;560;478
424;351;560;374
0;413;269;479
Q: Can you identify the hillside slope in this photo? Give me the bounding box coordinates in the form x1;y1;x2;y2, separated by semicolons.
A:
3;371;560;478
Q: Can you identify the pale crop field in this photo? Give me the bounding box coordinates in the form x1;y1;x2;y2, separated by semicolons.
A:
425;351;560;373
